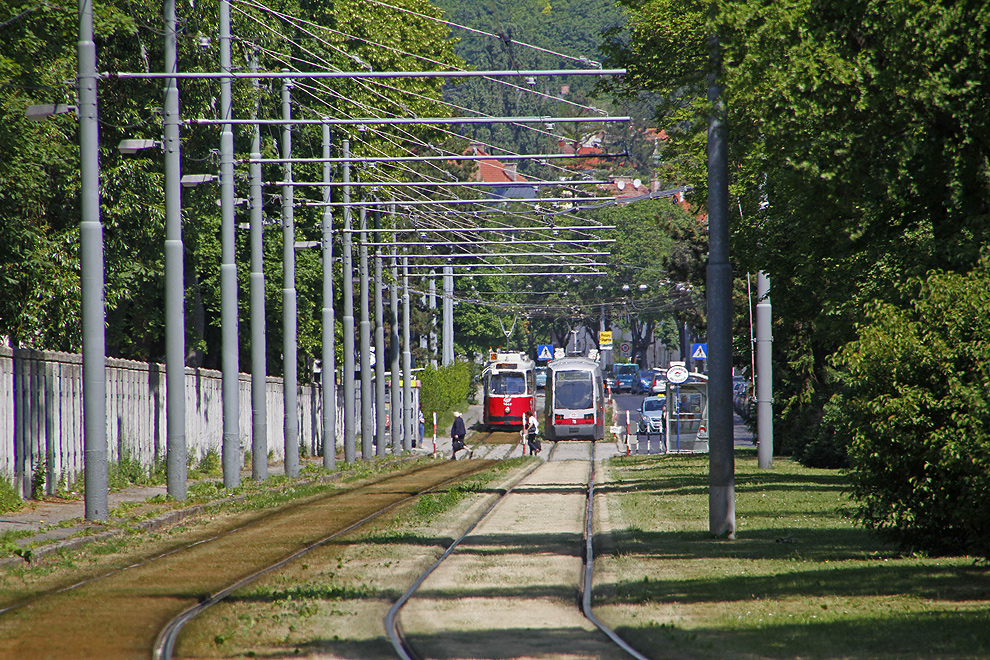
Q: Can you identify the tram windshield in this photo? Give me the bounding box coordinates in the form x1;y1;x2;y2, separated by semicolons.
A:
554;370;594;409
489;372;527;395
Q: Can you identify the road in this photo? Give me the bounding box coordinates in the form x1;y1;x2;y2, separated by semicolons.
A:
611;390;756;448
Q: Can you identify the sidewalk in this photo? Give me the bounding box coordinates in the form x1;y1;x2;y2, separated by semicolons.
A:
1;390;493;562
0;463;293;564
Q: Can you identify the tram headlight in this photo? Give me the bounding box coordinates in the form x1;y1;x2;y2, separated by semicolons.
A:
505;405;511;414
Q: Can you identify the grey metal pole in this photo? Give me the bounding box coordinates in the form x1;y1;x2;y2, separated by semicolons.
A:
442;264;453;366
706;32;735;539
249;52;267;481
79;0;108;520
756;271;774;468
219;0;240;488
390;240;401;453
359;195;373;460
402;254;413;451
282;74;299;478
321;125;336;470
374;211;387;457
342;142;356;463
163;0;186;500
428;273;437;367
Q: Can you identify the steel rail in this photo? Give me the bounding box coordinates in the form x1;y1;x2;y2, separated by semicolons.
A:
385;442;651;660
581;442;652;660
152;464;493;660
385;458;546;660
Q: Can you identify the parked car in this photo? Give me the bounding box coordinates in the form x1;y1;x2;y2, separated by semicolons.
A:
650;370;668;394
634;370;653;394
535;366;548;389
638;396;666;433
614;363;638;393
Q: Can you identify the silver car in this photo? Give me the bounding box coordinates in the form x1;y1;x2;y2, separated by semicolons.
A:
638;396;666;433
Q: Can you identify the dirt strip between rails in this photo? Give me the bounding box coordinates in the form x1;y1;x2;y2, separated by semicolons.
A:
0;460;493;659
396;445;630;660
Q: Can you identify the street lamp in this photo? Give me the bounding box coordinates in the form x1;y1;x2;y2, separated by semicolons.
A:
25;104;77;121
180;173;217;187
118;139;160;154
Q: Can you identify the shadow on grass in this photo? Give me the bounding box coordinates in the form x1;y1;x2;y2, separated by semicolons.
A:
613;609;990;660
599;529;990;604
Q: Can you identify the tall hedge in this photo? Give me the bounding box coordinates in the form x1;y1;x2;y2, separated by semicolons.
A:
827;258;990;558
418;361;473;432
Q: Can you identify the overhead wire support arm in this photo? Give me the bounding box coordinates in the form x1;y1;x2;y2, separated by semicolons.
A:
187;115;631;127
275;180;613;188
360;238;616;247
107;68;626;80
342;226;617;234
301;196;616;208
247;152;629;165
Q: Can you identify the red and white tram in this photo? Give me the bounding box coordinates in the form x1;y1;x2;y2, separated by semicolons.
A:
482;351;537;430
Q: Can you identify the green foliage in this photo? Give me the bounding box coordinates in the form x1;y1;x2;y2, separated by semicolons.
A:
0;477;23;514
601;0;990;462
418;360;473;430
828;259;990;557
107;451;166;490
190;449;222;479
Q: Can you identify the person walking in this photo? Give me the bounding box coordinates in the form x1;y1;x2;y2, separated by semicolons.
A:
525;410;541;455
418;405;426;449
450;411;471;460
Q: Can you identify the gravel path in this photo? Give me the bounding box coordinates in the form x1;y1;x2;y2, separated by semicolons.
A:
397;445;629;660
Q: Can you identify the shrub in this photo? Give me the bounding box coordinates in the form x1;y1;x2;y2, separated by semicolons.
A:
0;477;22;514
829;259;990;557
419;360;473;430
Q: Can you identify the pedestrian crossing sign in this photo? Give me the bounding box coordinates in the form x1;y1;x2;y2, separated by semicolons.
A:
692;343;708;360
537;344;554;361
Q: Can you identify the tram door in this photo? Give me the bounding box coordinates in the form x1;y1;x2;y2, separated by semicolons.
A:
665;382;709;452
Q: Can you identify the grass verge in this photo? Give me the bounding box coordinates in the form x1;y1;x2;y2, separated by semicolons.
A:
595;448;990;660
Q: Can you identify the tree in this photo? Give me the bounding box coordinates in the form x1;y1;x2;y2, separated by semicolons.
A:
1;0;462;382
828;258;990;558
601;0;990;463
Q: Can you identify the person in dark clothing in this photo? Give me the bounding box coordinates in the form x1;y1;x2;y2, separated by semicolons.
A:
450;411;471;460
524;410;540;455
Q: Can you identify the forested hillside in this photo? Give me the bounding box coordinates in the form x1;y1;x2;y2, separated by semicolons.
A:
431;0;640;176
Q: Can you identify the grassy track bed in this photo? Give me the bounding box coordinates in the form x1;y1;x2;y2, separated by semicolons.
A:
0;459;500;659
593;449;989;660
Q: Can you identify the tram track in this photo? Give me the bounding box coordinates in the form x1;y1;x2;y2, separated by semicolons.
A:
386;440;647;660
0;460;494;659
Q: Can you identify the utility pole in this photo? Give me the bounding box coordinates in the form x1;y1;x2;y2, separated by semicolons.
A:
402;254;413;450
706;30;735;539
163;0;186;499
390;240;401;453
321;125;336;469
79;0;108;520
374;210;387;457
342;141;356;463
281;74;299;478
442;264;454;365
359;192;373;460
249;52;268;481
219;0;240;488
756;271;774;468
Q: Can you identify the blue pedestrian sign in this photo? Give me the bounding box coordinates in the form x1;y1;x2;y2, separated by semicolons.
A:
537;344;554;361
691;343;708;360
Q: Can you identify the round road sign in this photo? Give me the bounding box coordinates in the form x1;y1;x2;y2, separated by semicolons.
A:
666;364;689;384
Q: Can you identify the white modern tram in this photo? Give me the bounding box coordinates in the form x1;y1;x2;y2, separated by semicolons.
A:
544;356;606;440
